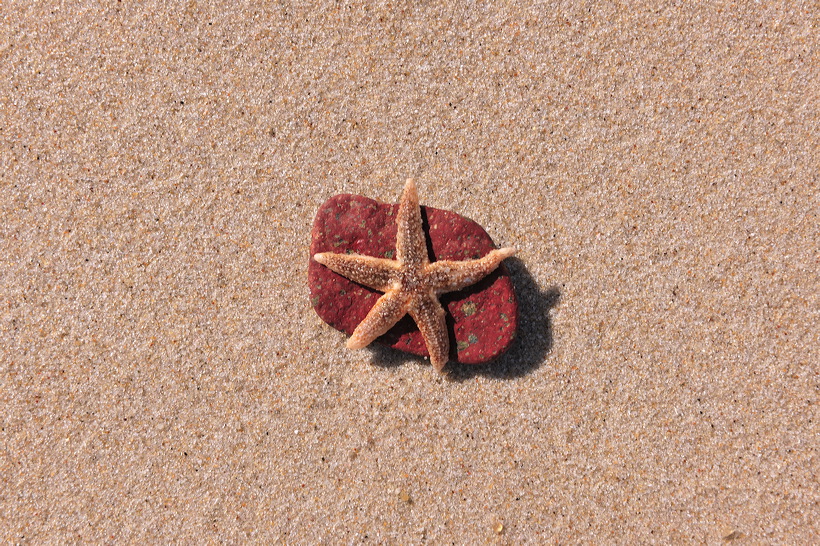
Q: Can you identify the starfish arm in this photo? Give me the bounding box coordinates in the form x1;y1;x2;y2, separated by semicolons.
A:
425;247;516;294
347;289;409;349
395;178;429;266
313;252;399;292
408;292;450;372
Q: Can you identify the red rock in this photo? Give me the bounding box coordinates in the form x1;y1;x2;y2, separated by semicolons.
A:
308;192;517;365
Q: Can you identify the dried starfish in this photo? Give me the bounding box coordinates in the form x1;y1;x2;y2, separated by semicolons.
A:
313;179;515;372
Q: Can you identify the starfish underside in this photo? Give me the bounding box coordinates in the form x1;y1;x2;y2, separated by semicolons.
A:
313;179;515;372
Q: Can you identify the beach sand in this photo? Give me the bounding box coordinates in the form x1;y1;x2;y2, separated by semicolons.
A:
1;1;817;542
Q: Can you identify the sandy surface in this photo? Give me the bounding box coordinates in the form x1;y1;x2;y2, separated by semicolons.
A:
1;1;817;543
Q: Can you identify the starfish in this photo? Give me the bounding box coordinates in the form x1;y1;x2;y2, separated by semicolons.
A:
313;179;515;372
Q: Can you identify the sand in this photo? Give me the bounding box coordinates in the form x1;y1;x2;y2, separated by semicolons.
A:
1;1;817;542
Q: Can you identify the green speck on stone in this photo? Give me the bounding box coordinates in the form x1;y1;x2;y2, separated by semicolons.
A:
462;301;477;316
457;340;470;352
310;296;320;307
468;333;478;345
339;289;346;295
500;313;508;322
384;249;394;259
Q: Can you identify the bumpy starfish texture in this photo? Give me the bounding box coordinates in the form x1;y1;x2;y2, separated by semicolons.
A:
313;179;515;372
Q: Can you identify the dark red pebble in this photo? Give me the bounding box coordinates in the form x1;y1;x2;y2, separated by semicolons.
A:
308;192;518;365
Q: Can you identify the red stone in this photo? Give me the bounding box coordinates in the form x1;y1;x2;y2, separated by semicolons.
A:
308;192;518;365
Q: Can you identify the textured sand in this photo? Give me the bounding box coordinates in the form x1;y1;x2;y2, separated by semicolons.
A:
1;1;817;543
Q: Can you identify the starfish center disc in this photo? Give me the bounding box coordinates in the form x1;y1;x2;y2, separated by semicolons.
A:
397;267;425;292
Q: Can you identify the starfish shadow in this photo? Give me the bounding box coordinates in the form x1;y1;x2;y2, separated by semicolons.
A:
368;257;560;379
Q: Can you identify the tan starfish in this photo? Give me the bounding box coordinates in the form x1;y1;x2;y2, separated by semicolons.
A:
313;179;515;372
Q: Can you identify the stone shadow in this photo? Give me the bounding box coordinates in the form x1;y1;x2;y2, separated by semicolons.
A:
445;257;559;380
